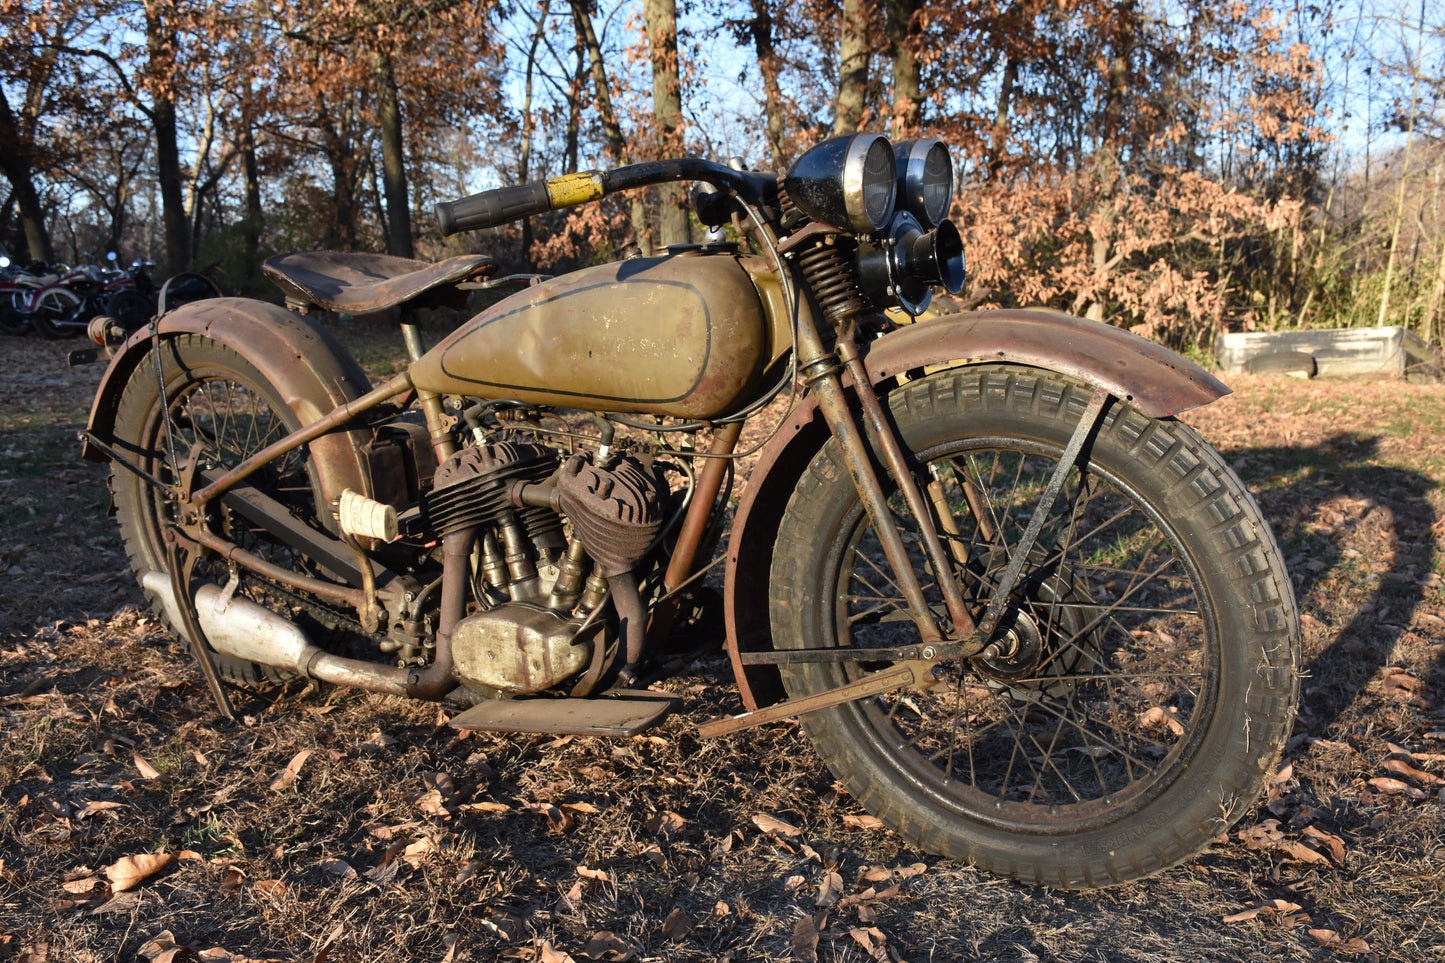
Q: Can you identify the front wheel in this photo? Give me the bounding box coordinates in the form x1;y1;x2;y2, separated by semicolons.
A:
30;288;82;339
768;365;1299;888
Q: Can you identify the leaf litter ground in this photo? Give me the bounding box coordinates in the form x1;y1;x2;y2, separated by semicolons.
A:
2;331;1444;962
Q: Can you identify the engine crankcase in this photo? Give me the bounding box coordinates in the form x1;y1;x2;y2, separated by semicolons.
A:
452;601;593;694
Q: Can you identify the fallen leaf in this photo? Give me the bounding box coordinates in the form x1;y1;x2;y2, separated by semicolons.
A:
415;789;451;818
562;802;602;815
1222;899;1304;923
318;859;356;878
660;908;692;940
270;749;313;791
360;731;397;753
539;941;577;963
526;802;573;833
480;911;526;941
1383;758;1443;786
1237;820;1286;850
252;879;286;897
791;913;824;963
459;801;510;814
816;871;844;908
1302;825;1347;864
841;814;885;831
1278;841;1330;865
91;891;141;915
105;852;177;892
848;927;888;954
753;813;803;837
75;800;125;820
402;837;437;868
424;771;462;802
133;753;161;780
1139;706;1186;736
137;930;188;963
578;931;637;961
645;811;686;835
1368;777;1427;800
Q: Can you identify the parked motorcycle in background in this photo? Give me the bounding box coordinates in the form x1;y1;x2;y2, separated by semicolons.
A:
79;133;1301;889
1;250;220;338
0;256;83;338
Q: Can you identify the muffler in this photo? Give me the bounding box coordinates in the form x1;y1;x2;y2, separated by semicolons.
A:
141;572;419;696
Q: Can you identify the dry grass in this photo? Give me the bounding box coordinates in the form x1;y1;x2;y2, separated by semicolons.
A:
2;330;1443;963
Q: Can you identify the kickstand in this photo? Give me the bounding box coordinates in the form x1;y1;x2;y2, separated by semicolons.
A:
165;531;237;722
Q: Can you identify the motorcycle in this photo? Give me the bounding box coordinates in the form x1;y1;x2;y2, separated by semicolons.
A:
79;133;1300;889
0;254;28;335
0;256;82;337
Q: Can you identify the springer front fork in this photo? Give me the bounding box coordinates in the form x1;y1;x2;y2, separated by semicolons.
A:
789;258;1110;663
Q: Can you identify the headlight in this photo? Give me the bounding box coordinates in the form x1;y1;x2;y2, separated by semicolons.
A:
893;138;954;228
784;133;896;233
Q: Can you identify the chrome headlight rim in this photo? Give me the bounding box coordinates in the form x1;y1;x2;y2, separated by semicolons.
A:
841;133;898;234
893;137;954;229
783;132;898;234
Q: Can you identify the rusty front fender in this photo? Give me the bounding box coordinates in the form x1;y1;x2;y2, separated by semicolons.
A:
723;308;1230;710
84;297;377;512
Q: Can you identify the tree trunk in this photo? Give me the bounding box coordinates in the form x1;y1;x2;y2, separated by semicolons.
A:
642;0;689;246
0;87;53;262
885;0;920;136
571;0;653;254
519;1;549;267
834;0;871;135
316;94;359;250
146;2;190;270
153;95;191;270
746;0;786;169
374;50;413;259
989;55;1019;177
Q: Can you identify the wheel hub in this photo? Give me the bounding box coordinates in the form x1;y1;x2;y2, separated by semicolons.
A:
977;608;1045;680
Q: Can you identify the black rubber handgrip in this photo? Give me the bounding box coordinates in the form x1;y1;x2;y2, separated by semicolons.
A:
436;181;553;235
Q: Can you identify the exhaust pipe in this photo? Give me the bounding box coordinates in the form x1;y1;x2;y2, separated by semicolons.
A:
141;572;456;699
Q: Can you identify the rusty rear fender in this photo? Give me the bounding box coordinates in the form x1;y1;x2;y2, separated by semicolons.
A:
84;297;378;510
724;308;1230;710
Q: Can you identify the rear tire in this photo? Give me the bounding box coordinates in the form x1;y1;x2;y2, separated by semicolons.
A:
768;365;1299;888
109;335;327;684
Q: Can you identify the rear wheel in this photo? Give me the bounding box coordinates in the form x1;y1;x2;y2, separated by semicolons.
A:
110;335;330;684
768;365;1299;888
108;289;155;330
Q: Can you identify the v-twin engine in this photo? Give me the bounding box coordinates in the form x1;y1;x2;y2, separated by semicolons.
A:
423;438;667;695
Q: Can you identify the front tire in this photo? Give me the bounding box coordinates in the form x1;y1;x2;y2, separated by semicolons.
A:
30;288;83;339
768;365;1299;888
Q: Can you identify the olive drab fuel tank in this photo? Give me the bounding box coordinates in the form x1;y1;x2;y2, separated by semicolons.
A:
409;250;780;418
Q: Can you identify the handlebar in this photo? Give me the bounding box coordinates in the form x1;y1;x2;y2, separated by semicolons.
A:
436;159;776;236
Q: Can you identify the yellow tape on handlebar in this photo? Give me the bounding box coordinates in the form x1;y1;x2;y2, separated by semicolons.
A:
546;172;606;209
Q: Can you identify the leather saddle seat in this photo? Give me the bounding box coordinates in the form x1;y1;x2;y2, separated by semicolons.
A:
262;251;498;316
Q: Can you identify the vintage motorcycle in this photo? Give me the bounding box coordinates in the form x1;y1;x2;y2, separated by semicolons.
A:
80;133;1300;889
